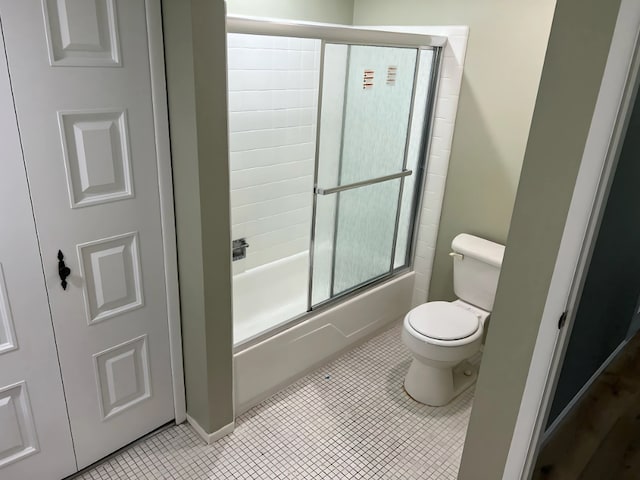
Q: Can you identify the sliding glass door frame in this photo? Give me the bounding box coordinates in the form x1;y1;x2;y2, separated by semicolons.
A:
308;43;443;311
403;46;443;275
225;15;445;343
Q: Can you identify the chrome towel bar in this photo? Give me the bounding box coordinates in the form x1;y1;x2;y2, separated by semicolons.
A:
315;169;413;195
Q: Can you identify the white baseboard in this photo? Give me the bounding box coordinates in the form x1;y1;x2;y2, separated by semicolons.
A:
186;414;235;445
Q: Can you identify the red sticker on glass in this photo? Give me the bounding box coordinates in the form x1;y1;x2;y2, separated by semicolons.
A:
363;69;374;89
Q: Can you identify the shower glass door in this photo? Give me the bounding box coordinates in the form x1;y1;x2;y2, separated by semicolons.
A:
310;44;435;307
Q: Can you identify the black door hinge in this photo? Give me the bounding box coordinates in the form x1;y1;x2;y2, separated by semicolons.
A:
558;310;568;329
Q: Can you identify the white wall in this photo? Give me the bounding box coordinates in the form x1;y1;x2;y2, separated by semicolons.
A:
227;34;321;272
227;0;355;25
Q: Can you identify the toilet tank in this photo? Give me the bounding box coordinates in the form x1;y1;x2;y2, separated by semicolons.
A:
451;234;505;311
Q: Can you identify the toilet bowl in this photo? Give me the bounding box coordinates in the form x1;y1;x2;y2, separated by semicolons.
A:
402;233;505;406
402;300;488;406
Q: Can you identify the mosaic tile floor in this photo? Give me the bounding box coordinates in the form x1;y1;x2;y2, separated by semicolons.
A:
75;322;475;479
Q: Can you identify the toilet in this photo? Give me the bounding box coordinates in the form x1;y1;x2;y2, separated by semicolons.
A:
402;233;505;406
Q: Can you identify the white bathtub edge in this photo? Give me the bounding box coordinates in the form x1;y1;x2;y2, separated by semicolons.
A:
234;272;415;414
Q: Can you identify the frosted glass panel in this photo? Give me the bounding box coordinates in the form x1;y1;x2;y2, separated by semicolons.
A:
311;43;436;308
311;180;401;304
311;193;336;305
317;45;418;187
333;180;401;294
340;46;416;183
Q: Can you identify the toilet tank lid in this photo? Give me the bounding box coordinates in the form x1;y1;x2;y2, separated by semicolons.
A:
452;234;505;268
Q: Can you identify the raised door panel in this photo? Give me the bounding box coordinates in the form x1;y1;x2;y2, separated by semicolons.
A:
43;0;121;66
0;10;76;479
0;0;175;469
94;335;151;419
78;232;143;324
0;383;38;469
59;109;134;208
0;265;18;355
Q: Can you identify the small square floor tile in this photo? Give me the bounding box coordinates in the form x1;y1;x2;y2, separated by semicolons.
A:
74;322;475;479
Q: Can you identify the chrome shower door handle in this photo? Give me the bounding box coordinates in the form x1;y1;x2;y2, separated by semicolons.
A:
315;169;413;195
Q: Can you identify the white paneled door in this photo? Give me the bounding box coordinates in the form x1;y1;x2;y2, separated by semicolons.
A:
0;0;176;473
0;19;77;480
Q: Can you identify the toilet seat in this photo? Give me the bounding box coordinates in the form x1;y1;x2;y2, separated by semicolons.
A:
407;301;480;341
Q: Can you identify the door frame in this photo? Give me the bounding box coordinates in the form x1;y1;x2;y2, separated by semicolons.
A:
144;0;186;424
502;1;640;478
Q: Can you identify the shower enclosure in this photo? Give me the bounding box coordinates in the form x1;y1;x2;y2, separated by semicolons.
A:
227;17;444;346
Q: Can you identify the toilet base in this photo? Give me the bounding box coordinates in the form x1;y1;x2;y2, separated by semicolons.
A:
404;357;478;406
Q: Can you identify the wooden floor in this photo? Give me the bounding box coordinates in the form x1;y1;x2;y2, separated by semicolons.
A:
533;332;640;479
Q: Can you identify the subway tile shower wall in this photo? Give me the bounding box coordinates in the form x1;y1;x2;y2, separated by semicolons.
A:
407;26;469;307
227;34;321;274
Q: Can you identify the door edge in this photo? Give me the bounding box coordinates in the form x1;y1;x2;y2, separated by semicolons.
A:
144;0;186;424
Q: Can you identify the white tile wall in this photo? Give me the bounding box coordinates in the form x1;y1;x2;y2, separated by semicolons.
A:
227;34;321;273
414;27;469;307
370;26;470;307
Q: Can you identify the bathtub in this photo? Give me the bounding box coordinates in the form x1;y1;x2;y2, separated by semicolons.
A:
233;251;310;345
234;268;415;414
